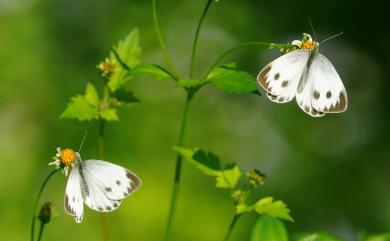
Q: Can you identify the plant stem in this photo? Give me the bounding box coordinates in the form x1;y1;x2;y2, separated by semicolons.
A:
222;214;241;241
36;222;45;241
164;91;193;241
98;119;110;241
98;119;105;159
30;168;60;241
190;0;213;79
152;0;180;80
201;42;272;80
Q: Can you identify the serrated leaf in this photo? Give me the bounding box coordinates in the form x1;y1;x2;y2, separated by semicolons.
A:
99;108;119;121
250;215;289;241
174;146;241;189
174;147;220;175
215;165;241;189
176;79;207;89
254;197;293;222
207;66;257;94
127;64;171;80
294;232;345;241
61;95;98;121
85;82;100;106
108;28;141;91
236;203;251;214
112;89;140;106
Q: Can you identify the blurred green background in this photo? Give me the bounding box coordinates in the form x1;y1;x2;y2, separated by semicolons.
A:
1;0;389;240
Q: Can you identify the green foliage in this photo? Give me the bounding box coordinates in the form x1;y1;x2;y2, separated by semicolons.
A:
61;82;123;122
111;89;140;106
215;164;241;189
206;64;258;94
61;83;98;121
108;28;141;91
176;79;207;89
294;232;345;241
127;64;171;80
85;82;100;106
250;215;289;241
99;108;118;121
174;146;241;189
174;146;292;224
254;197;293;222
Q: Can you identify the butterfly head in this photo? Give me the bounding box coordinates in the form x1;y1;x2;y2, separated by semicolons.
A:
49;147;81;175
292;33;319;50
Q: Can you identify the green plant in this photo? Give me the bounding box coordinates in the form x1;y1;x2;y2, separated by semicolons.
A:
174;147;292;241
250;215;390;241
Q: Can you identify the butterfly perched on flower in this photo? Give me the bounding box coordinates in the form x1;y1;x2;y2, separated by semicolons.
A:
257;33;348;117
49;148;141;223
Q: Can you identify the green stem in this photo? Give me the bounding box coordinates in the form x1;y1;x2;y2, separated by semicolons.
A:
190;0;213;78
30;168;60;241
36;222;45;241
98;119;110;241
222;214;241;241
201;42;272;80
152;0;180;80
164;91;193;241
98;119;105;160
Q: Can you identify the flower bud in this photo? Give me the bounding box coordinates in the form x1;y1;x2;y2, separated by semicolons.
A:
38;201;52;224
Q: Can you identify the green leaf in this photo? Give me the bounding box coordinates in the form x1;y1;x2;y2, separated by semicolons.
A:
85;82;100;106
207;65;257;94
254;197;293;222
215;164;241;189
61;95;97;121
250;215;289;241
174;147;241;189
174;147;220;175
108;28;141;91
294;232;345;241
127;64;171;80
112;89;140;106
176;79;207;89
99;108;119;121
236;202;251;214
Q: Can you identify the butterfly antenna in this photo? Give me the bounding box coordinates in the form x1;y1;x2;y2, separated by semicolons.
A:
320;32;343;44
78;131;88;153
308;16;317;41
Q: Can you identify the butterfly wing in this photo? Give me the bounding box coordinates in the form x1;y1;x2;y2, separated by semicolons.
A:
257;49;310;103
81;160;141;212
64;162;84;223
309;53;348;113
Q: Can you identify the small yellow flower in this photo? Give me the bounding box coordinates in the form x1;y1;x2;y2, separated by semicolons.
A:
98;58;117;75
49;147;79;176
247;169;265;185
60;149;77;166
291;33;318;50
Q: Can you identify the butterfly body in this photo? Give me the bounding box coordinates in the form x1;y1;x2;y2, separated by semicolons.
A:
257;34;348;117
62;151;141;223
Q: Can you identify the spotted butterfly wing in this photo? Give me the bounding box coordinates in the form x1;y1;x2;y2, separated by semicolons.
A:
81;160;141;212
257;49;310;103
307;53;347;113
64;162;84;223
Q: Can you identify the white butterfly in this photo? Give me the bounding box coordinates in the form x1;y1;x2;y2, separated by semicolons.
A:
49;148;141;223
257;33;348;117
